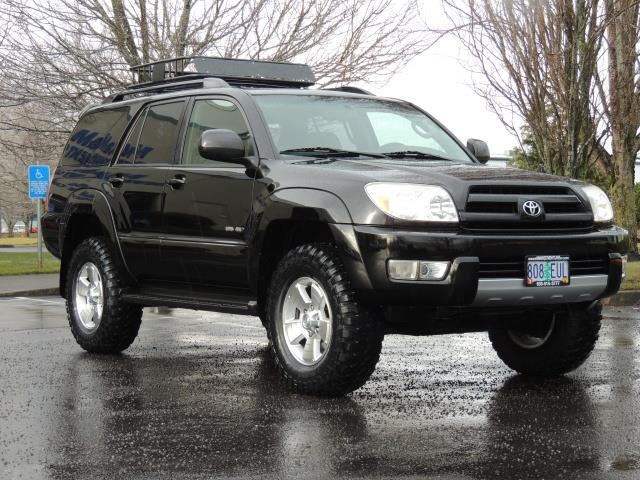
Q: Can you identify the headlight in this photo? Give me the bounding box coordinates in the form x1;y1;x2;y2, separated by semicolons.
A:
365;183;458;222
581;185;614;222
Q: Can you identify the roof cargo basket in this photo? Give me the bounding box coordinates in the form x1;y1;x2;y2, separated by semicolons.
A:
130;56;316;89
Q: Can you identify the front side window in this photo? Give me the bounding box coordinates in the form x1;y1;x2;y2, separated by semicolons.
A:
182;98;255;166
253;94;472;163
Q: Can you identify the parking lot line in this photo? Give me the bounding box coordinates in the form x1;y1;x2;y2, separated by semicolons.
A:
14;296;64;305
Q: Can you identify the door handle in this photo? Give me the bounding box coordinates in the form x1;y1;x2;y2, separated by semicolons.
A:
108;175;125;187
167;175;186;189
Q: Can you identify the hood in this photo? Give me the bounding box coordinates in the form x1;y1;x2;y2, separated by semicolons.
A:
283;157;585;196
288;157;582;182
270;157;590;226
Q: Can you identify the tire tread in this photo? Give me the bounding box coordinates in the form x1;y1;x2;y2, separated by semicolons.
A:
66;237;142;353
266;243;383;396
489;303;602;376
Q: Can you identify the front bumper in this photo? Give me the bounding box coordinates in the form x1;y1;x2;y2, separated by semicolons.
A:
330;224;627;307
473;274;611;306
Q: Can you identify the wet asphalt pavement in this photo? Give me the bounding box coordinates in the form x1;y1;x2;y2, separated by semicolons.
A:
1;297;639;480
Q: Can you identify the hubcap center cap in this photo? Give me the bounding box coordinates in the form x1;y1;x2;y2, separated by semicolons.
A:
302;309;321;332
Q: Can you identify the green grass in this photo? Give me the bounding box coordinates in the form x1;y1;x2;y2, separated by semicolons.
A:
0;252;60;276
621;260;640;291
0;236;38;246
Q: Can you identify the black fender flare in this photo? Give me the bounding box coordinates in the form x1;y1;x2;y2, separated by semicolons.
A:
248;188;371;292
60;189;133;292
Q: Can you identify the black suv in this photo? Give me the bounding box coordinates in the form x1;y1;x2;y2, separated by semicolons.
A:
43;57;628;396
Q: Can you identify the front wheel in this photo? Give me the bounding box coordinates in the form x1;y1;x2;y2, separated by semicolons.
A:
489;303;602;376
266;244;383;396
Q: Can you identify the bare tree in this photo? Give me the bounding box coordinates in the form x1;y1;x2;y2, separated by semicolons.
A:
0;104;58;237
0;190;33;237
600;0;640;248
0;0;430;116
442;0;606;178
443;0;640;248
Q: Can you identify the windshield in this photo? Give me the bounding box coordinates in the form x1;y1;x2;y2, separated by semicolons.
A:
252;94;472;162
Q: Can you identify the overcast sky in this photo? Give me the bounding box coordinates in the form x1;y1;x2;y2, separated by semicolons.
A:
363;32;522;156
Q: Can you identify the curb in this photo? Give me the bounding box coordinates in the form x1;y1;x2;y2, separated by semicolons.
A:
0;287;59;298
603;290;640;307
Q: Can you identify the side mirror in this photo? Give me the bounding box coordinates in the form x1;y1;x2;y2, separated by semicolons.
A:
199;129;247;164
466;138;490;164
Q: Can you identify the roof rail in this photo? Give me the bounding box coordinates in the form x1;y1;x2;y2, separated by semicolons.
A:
324;86;374;95
104;76;228;103
129;56;316;89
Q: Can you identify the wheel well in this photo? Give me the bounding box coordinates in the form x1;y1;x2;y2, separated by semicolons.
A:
257;220;334;318
60;214;109;297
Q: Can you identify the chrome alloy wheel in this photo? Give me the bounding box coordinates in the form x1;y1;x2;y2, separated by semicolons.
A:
74;262;104;333
508;315;556;349
281;276;333;366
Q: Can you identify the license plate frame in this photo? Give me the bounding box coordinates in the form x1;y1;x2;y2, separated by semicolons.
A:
525;255;570;287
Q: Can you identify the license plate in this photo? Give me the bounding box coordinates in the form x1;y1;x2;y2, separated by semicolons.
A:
526;255;570;287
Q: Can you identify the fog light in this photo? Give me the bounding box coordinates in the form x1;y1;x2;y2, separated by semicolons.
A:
419;261;450;281
387;260;419;280
387;260;451;281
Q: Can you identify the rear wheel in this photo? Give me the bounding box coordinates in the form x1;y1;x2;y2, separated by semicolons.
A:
66;237;142;353
266;244;383;396
489;303;601;376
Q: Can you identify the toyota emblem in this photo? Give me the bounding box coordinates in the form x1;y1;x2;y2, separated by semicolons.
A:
522;200;542;218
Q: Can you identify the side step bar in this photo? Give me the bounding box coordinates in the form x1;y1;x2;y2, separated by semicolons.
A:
122;292;258;316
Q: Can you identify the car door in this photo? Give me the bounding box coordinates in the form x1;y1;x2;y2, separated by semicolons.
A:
107;99;187;281
160;96;258;288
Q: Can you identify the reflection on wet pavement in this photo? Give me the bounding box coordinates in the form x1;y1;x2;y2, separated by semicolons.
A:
0;297;638;479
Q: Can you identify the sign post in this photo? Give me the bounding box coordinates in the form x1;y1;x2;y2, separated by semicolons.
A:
28;164;50;270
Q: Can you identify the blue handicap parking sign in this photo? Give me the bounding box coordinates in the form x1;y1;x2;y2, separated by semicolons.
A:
28;165;50;199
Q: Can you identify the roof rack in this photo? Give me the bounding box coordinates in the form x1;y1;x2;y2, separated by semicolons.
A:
324;86;374;95
130;56;316;89
104;76;229;104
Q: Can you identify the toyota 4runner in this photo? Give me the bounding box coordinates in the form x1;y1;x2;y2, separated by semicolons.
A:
43;57;628;396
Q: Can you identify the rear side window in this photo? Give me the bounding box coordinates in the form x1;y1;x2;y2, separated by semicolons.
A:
61;107;132;166
116;110;146;165
134;101;185;165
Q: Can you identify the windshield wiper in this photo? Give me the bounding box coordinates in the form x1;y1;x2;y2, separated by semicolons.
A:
280;147;387;158
382;150;453;161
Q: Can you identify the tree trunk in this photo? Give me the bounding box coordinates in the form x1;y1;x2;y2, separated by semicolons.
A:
611;147;637;251
605;0;640;252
